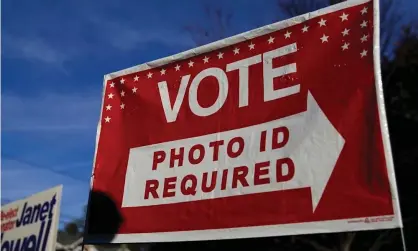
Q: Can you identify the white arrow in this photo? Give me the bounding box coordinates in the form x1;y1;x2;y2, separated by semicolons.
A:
122;91;345;211
283;92;345;211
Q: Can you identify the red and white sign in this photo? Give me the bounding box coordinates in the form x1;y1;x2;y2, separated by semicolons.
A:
89;0;402;243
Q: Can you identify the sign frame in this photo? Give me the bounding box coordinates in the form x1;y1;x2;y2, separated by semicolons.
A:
86;0;403;243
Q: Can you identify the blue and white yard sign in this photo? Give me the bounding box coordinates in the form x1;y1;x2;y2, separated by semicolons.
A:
1;185;63;251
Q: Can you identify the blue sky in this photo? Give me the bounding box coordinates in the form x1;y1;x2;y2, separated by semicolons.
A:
2;0;417;227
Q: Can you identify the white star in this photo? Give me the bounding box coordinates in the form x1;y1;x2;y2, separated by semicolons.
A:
134;75;139;82
106;104;112;111
217;52;224;59
361;34;369;43
175;64;181;71
302;25;309;33
360;50;368;58
109;82;115;88
132;87;138;93
188;60;194;67
284;31;292;39
342;28;350;36
360;20;368;28
320;34;329;43
340;13;349;21
361;6;368;15
147;72;153;78
120;90;125;97
160;68;166;75
318;18;327;27
248;42;255;50
120;78;125;84
342;42;350;50
268;36;275;44
203;56;209;63
120;103;125;109
108;93;114;99
104;116;111;123
233;47;240;55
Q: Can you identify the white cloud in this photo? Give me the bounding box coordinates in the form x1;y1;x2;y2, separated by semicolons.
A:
1;91;102;132
88;17;194;51
2;9;194;70
1;91;99;218
2;34;74;68
1;158;89;219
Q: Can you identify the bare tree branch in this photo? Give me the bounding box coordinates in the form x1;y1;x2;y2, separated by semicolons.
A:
184;3;233;46
295;236;335;251
369;230;399;251
339;232;356;251
277;0;402;58
380;0;402;57
276;0;328;18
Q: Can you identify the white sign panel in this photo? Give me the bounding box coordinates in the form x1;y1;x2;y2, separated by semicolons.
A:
1;185;63;251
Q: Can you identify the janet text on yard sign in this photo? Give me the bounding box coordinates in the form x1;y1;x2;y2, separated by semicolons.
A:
88;0;402;243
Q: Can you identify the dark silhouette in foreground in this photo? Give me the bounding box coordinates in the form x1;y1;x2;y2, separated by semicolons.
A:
83;190;123;244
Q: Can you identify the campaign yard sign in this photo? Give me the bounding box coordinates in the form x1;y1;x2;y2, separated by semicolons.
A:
1;186;62;251
88;0;402;243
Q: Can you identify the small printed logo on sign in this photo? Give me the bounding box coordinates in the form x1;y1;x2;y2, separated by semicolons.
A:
347;216;394;224
364;216;394;224
1;207;19;232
